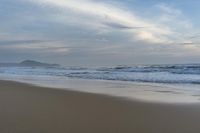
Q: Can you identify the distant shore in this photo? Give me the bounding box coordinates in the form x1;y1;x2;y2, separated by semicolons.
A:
0;80;200;133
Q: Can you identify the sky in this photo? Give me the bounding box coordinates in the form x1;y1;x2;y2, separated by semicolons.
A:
1;0;200;66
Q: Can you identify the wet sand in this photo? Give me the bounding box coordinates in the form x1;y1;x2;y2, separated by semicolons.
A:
0;80;200;133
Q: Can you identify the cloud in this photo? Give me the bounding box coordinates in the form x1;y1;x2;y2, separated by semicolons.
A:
156;3;182;16
0;40;47;45
103;22;146;30
0;39;70;54
1;0;200;65
28;0;175;44
155;3;194;42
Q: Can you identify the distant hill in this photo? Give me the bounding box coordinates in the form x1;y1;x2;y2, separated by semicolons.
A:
19;60;60;67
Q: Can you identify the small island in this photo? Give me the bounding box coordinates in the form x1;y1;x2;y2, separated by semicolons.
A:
0;60;60;67
19;60;60;67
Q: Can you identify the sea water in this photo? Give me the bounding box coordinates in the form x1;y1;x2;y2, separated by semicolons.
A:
1;64;200;103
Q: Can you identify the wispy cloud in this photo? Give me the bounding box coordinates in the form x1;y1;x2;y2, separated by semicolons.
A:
156;3;194;41
29;0;175;44
0;39;69;54
0;40;48;45
103;22;146;30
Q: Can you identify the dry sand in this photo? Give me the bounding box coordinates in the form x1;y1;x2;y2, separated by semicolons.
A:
0;80;200;133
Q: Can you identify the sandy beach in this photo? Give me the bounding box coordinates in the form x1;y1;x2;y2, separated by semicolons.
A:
0;80;200;133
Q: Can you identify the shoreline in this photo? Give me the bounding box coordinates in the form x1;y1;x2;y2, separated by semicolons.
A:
1;77;200;104
1;80;200;133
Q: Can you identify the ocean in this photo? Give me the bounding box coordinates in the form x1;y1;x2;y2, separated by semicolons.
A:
1;64;200;84
1;64;200;103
